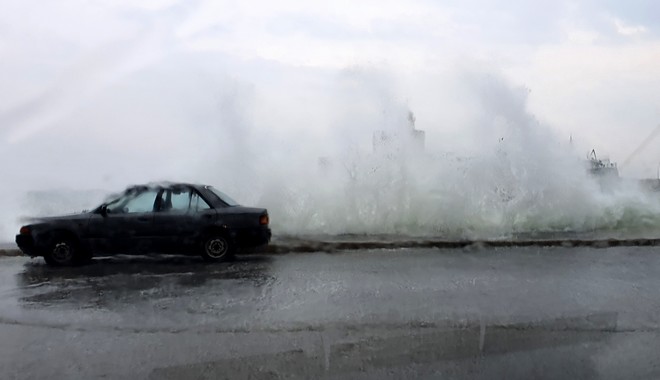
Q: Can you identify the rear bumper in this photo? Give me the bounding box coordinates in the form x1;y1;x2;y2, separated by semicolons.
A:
233;227;271;248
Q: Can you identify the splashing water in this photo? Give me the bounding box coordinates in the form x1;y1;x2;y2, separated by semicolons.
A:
256;138;660;239
242;71;660;239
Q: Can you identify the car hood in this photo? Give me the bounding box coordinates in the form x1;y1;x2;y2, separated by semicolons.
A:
27;212;93;225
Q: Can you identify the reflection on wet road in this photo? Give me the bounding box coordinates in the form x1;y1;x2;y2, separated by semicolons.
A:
1;247;660;379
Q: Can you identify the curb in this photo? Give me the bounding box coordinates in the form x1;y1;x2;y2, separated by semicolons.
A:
263;238;660;254
2;238;659;257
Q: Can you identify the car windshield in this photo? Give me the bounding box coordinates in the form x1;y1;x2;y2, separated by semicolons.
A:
103;187;158;214
206;186;239;206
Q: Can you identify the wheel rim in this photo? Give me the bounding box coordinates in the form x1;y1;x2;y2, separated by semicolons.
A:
205;238;228;258
52;242;73;262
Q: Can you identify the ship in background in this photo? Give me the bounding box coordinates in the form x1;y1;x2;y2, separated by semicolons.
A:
586;123;660;192
587;149;619;178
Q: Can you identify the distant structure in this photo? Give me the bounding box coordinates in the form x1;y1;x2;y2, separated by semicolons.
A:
587;149;619;178
586;148;660;193
318;110;427;175
372;111;425;154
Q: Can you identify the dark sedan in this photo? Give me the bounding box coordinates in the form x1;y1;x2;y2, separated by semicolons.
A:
16;183;271;266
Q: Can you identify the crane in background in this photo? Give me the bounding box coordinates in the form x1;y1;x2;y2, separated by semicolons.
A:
621;124;660;170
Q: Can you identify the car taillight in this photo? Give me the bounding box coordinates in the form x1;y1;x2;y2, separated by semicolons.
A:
19;226;31;235
259;214;269;225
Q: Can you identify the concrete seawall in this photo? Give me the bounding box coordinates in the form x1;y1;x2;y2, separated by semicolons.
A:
2;237;660;257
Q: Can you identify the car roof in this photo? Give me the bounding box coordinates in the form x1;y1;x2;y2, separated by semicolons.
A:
124;182;209;192
112;182;232;208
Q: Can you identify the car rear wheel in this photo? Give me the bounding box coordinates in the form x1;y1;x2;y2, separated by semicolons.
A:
201;234;235;262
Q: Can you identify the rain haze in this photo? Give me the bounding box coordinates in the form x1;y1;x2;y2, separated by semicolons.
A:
5;2;660;378
1;0;660;239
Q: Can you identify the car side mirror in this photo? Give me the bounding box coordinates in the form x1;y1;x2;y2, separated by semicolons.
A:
100;205;108;217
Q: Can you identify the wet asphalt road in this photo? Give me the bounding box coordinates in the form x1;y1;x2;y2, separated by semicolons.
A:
1;247;660;379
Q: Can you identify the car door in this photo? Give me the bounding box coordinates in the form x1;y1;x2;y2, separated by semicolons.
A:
152;186;213;253
122;188;160;253
87;188;158;254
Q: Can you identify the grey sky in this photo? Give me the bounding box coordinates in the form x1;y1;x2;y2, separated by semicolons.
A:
0;0;659;237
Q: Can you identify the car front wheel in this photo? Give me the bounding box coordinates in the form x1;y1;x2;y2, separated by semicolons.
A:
43;237;78;266
200;234;235;262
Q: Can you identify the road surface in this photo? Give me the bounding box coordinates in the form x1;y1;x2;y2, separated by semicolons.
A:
1;246;659;379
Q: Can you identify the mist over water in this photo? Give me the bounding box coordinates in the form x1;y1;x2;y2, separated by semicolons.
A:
3;62;660;241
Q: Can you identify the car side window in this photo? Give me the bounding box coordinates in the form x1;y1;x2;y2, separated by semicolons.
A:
191;192;211;212
169;189;191;212
123;190;159;214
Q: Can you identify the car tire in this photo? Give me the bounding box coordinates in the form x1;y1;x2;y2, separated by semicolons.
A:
200;234;235;262
43;235;79;266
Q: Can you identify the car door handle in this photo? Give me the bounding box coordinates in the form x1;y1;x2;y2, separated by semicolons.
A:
137;217;151;222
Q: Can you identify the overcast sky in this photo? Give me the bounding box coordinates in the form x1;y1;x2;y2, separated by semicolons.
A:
1;0;659;236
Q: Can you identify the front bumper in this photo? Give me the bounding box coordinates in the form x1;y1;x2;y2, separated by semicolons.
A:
15;234;39;256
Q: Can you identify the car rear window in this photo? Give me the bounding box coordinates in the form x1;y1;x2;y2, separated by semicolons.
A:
206;186;239;206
